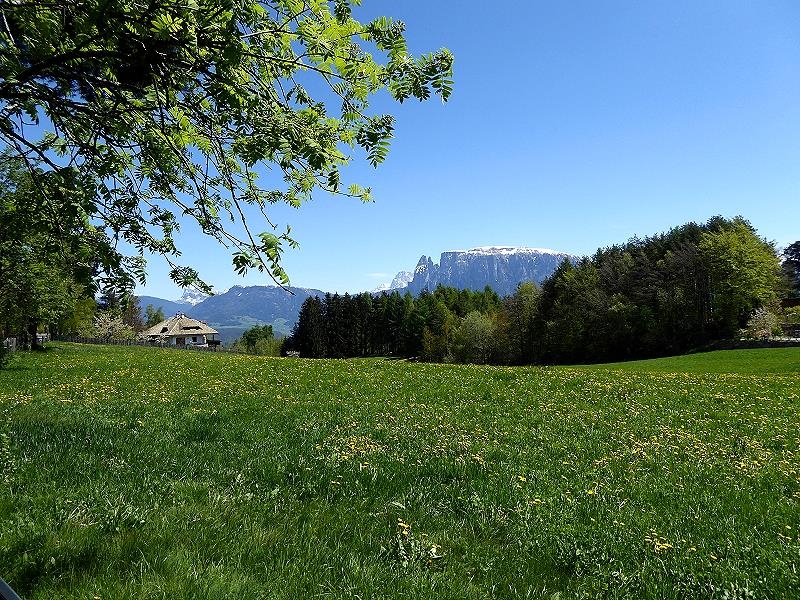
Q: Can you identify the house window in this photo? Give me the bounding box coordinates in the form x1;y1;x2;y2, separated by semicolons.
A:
192;337;197;343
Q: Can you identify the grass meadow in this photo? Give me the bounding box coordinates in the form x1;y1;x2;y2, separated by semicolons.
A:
1;344;799;599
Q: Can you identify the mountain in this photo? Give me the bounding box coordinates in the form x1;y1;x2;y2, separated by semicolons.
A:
176;289;209;305
136;247;575;344
404;246;577;297
373;270;413;293
191;285;323;334
138;288;208;317
138;285;324;344
138;296;186;318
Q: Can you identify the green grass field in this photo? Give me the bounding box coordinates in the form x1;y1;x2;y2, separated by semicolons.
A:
1;345;799;599
586;347;800;375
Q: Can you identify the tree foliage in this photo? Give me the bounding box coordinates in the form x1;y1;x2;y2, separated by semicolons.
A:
0;159;95;345
782;241;800;298
0;0;453;290
92;311;136;340
533;217;780;363
144;304;166;328
232;323;281;355
289;217;783;365
56;297;97;336
290;295;326;357
740;308;779;340
286;286;502;361
122;296;145;331
700;220;780;337
452;311;495;364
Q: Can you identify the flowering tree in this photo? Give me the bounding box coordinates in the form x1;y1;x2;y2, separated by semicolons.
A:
740;308;778;340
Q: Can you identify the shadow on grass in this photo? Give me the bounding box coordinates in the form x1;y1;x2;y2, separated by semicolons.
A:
0;364;31;372
0;344;65;371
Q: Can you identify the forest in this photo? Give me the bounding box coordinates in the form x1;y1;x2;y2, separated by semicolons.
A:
287;216;795;365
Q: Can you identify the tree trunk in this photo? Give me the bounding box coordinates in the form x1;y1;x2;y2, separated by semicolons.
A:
28;319;41;351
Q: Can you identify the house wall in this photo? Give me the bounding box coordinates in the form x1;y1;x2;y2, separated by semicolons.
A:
170;334;207;346
146;332;215;346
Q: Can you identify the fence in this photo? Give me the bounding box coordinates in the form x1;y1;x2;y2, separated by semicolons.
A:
56;336;151;347
3;333;51;352
53;335;223;351
781;324;800;338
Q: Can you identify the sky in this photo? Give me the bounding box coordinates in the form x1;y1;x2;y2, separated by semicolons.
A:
137;1;800;300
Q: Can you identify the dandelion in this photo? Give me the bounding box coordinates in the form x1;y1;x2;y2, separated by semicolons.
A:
397;518;411;538
644;530;674;553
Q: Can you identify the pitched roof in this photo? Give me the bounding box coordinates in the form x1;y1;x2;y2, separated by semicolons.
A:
142;313;219;337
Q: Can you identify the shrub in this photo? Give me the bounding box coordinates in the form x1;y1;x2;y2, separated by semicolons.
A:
740;308;779;340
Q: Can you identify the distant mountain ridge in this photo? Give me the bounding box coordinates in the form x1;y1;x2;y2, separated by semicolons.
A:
138;296;187;319
138;247;575;343
191;285;323;329
138;285;324;343
404;246;576;297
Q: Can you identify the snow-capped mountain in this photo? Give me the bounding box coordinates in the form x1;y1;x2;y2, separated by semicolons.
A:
176;289;210;306
373;270;414;293
403;246;577;297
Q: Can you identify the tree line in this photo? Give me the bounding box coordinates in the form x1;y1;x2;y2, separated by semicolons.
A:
287;217;792;365
2;212;795;365
285;286;503;361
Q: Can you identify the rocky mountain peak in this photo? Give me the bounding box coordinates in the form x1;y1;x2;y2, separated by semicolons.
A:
176;288;210;306
373;270;414;293
400;246;577;297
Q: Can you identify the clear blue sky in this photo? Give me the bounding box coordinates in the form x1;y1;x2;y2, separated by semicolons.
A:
137;1;800;299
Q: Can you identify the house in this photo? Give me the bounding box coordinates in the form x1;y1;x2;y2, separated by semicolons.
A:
141;313;221;348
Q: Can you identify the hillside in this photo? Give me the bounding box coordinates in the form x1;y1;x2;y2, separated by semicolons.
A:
137;295;187;318
586;347;800;374
138;285;324;342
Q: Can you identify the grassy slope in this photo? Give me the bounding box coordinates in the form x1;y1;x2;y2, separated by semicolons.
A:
586;347;800;375
1;345;798;599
